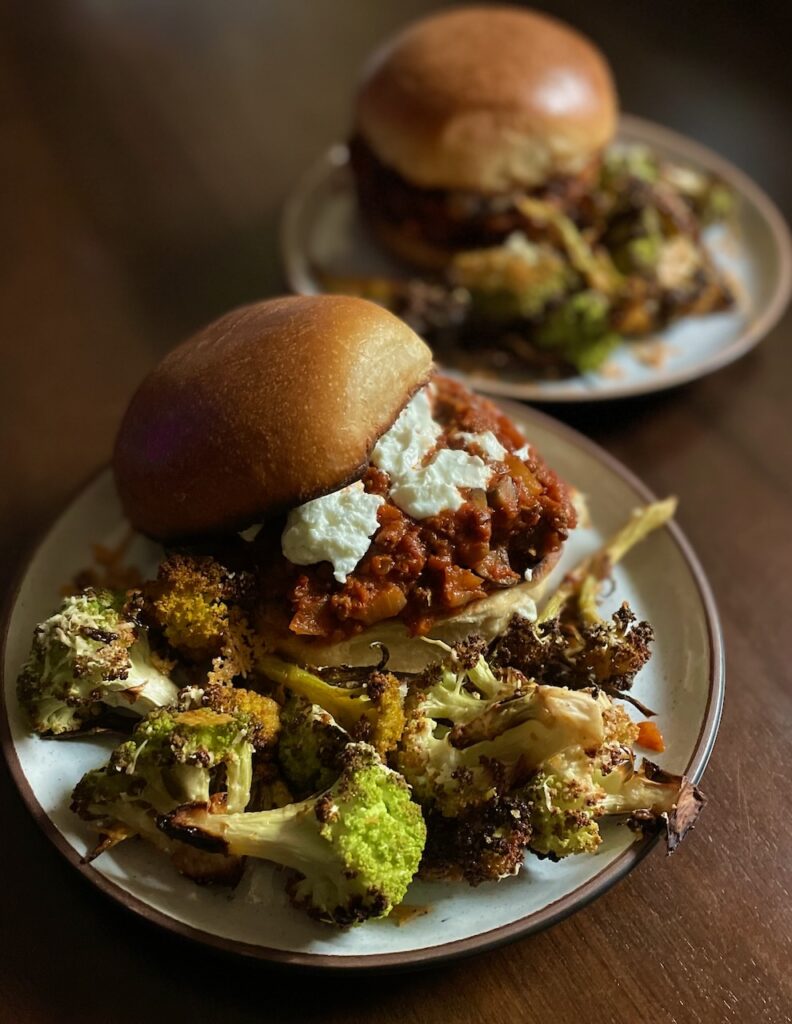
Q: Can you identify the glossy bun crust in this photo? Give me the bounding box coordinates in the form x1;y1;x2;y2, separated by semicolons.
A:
113;296;433;540
356;6;617;192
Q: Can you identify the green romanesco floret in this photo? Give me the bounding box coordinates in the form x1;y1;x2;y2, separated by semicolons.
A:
534;290;622;373
179;682;281;752
523;751;604;859
523;745;703;860
71;706;257;859
277;695;348;798
160;742;427;925
17;589;178;735
257;654;405;756
398;667;608;816
451;234;574;321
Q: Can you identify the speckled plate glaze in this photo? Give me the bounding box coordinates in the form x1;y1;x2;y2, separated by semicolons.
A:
281;114;791;403
1;403;723;969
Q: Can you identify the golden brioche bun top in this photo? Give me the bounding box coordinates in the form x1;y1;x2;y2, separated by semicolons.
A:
355;5;617;192
113;295;433;540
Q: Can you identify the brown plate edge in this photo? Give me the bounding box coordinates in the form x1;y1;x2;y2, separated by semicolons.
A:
0;406;725;971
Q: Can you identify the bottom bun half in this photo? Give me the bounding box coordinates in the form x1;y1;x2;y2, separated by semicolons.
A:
257;552;559;674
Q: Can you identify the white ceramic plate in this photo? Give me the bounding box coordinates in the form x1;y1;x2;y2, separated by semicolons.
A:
1;404;723;969
281;114;791;403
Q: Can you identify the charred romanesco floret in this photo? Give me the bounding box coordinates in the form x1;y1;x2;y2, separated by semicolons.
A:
17;590;178;735
160;742;427;926
534;290;622;373
136;554;235;660
524;752;604;859
420;794;533;885
134;554;262;684
257;654;406;756
397;647;608;817
523;746;703;860
490;605;654;696
451;234;574;321
490;499;675;699
277;696;348;798
71;706;256;853
179;682;281;752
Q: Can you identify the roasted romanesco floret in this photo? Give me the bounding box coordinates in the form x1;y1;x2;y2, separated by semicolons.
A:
160;742;427;925
534;290;622;373
257;654;405;756
398;664;608;817
179;682;280;751
277;696;348;798
451;234;574;321
420;794;533;885
72;706;257;845
524;751;604;859
134;553;262;684
136;554;238;660
523;744;702;860
17;590;178;735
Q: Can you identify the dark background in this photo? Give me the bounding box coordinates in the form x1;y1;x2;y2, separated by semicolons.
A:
1;3;791;1022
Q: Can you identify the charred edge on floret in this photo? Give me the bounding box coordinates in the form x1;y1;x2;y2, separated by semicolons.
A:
489;604;654;694
451;636;488;670
420;795;533;885
285;875;390;927
157;805;230;854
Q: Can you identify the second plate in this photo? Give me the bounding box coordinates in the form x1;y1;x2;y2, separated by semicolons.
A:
281;115;791;403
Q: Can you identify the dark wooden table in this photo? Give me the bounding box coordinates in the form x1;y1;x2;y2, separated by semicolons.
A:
2;2;790;1021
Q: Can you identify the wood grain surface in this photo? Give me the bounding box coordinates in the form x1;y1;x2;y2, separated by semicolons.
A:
1;2;790;1021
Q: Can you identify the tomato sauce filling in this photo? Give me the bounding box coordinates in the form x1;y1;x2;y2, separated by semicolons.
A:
264;375;576;642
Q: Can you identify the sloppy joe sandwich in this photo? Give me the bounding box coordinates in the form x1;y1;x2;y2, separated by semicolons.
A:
330;6;734;377
115;295;577;671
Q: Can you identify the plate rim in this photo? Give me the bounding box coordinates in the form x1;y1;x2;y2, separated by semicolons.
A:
280;112;792;403
0;404;725;970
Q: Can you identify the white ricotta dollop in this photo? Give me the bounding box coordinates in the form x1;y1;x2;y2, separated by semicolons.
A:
514;443;531;461
281;481;384;584
456;430;507;462
390;448;492;520
371;386;441;479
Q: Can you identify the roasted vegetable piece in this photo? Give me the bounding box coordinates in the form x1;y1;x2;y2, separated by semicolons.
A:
133;553;263;686
179;682;280;751
491;604;654;695
451;234;574;321
523;746;704;859
134;554;244;661
398;669;609;816
516;196;622;295
420;794;533;885
72;706;256;842
257;654;405;755
410;642;513;726
160;742;427;926
490;499;675;698
534;290;622;373
17;590;178;735
277;695;349;797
